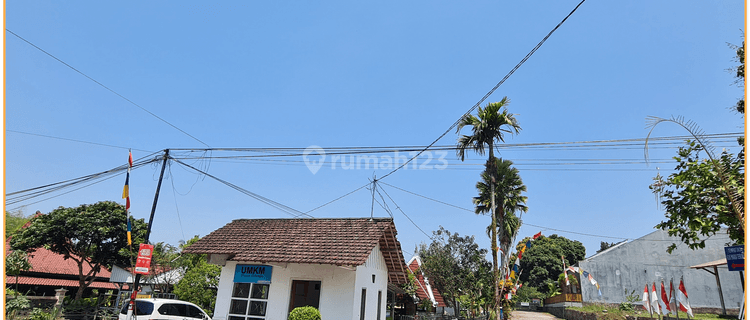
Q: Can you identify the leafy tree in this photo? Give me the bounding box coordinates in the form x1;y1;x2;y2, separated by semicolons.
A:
514;285;545;303
174;236;220;315
418;227;492;315
5;210;31;237
9;201;147;300
650;141;744;253
473;158;528;259
515;234;585;295
6;250;32;296
456;97;521;319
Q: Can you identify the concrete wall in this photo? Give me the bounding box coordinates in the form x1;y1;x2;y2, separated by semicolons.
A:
578;230;742;310
212;245;389;320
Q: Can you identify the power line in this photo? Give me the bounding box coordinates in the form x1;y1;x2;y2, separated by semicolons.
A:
304;183;370;214
376;183;434;240
6;29;210;147
7;130;156;153
170;157;313;218
377;0;588;181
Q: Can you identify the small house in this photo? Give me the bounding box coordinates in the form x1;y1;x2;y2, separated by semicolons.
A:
183;217;409;320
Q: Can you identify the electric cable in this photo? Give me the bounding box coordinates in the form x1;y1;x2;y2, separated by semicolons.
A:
6;29;210;147
377;0;588;181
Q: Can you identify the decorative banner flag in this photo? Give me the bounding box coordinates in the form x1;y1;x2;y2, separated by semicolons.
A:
642;285;651;313
660;281;671;313
677;278;694;317
126;216;132;246
525;240;532;249
651;283;661;315
123;150;133;245
533;231;542;240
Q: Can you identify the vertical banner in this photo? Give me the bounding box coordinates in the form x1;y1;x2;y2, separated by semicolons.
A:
135;244;154;275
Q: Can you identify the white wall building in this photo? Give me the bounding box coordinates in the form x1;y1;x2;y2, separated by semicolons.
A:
184;218;408;320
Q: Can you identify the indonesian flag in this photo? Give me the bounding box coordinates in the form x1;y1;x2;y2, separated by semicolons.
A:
677;279;694;317
651;283;661;315
642;285;651;313
660;281;671;313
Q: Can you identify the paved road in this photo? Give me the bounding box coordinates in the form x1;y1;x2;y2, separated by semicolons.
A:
510;310;562;319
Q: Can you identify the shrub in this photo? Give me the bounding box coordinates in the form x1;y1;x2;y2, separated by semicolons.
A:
288;306;321;320
6;295;31;318
28;308;56;320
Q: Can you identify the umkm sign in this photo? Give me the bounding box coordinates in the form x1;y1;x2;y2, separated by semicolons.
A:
234;264;273;284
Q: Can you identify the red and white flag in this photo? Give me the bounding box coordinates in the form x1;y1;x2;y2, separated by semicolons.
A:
650;283;661;315
660;281;671;313
677;278;694;317
642;285;651;313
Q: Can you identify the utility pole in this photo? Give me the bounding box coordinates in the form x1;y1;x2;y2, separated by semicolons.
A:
127;149;170;319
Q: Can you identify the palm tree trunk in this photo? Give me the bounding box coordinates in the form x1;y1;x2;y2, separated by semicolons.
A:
488;143;501;320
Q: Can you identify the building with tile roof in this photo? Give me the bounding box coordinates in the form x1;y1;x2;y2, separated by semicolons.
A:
406;256;449;312
183;217;409;320
5;213;118;296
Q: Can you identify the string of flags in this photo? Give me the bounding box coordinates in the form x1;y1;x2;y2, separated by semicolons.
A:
566;265;601;297
642;278;693;318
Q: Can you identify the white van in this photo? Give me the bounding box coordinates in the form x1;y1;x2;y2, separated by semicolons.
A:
118;298;211;320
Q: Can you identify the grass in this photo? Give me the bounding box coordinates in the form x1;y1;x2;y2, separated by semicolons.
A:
568;303;727;320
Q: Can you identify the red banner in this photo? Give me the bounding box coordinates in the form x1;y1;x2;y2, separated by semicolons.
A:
135;244;154;275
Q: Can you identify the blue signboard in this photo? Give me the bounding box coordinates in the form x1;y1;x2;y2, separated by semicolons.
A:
234;265;273;284
724;245;744;271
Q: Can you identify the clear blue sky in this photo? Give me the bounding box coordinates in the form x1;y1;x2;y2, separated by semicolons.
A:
5;1;745;262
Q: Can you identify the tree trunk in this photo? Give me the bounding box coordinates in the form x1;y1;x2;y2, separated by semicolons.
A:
488;144;501;320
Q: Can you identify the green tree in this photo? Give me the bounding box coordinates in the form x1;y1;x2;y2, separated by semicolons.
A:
418;227;492;315
650;141;744;253
515;234;585;295
456;97;521;319
473;158;528;257
9;201;147;300
5;250;32;296
174;236;220;315
5;210;31;237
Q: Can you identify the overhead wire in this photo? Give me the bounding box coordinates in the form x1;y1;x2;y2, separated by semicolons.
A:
377;0;588;181
376;183;434;240
5;29;210;147
170;157;313;218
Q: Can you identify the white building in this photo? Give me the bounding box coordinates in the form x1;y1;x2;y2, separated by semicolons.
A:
184;218;409;320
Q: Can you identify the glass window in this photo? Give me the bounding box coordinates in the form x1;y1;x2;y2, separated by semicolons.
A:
158;303;182;316
120;301;155;316
229;282;270;320
186;305;205;319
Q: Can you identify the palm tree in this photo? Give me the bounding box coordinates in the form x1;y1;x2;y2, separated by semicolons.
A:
456;97;520;320
475;158;528;254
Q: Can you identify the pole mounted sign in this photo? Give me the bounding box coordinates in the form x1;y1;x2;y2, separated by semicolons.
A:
724;245;744;271
135;244;155;275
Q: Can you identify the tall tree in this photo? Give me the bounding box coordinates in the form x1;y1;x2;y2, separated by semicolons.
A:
649;40;746;252
147;242;182;294
456;97;521;319
474;158;528;254
9;201;147;300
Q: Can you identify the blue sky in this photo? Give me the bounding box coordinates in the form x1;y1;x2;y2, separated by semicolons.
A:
5;1;745;262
